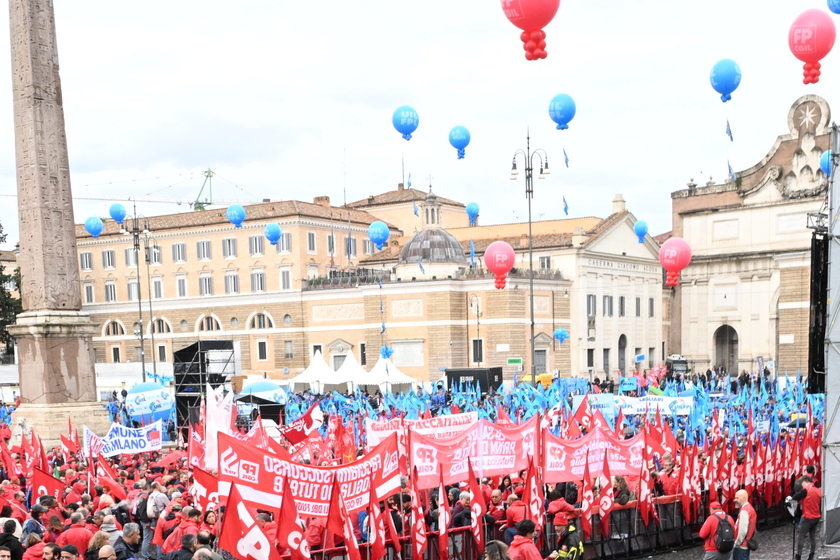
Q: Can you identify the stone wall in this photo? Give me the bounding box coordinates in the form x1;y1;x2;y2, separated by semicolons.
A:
778;265;811;373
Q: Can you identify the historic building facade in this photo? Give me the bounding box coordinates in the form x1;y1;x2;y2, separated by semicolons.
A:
670;95;829;375
66;184;664;387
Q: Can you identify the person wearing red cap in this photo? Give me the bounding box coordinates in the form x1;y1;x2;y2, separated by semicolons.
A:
552;514;582;560
698;501;735;560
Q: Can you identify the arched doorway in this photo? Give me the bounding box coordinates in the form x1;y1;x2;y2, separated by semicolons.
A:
618;334;627;375
714;325;739;374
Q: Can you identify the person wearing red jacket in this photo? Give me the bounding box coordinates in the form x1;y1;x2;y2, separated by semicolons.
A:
161;508;200;554
255;514;277;544
199;510;217;534
791;475;822;560
504;495;527;545
698;501;735;557
508;520;558;560
487;490;506;523
55;513;93;555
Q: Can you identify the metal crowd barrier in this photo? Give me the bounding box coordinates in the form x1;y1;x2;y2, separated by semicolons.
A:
283;488;794;560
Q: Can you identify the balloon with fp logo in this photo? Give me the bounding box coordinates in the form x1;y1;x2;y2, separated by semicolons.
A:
789;9;836;84
658;237;692;287
484;240;516;289
500;0;561;61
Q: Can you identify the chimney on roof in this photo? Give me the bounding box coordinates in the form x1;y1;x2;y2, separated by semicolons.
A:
314;196;330;208
572;227;588;248
612;194;626;214
368;195;375;204
398;183;404;191
520;234;529;248
390;239;400;255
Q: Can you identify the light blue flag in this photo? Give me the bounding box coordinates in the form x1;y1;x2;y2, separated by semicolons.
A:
728;160;737;182
413;199;419;217
563;197;569;216
726;119;733;142
563;148;569;168
407;173;412;187
469;239;475;268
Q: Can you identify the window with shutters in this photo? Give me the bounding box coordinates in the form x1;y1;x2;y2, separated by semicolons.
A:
153;319;171;334
307;232;316;253
104;283;117;302
125;248;137;267
327;234;335;256
649;297;655;318
635;297;641;317
172;243;186;262
249;235;264;256
284;340;293;359
176;276;187;298
153;278;163;299
80;252;93;271
257;340;268;361
586;294;596;317
619;296;626;317
105;321;124;336
250;271;266;293
603;296;613;317
84;284;94;303
539;256;551;270
363;239;374;255
360;343;366;366
472;339;484;364
102;250;115;269
147;244;162;265
199;316;221;331
280;268;292;291
224;273;239;294
196;241;212;260
111;347;121;363
222;238;237;258
345;237;357;258
127;281;139;301
199;275;214;296
275;232;291;253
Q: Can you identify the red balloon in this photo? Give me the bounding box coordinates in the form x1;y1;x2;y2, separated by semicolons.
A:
485;241;516;275
659;237;692;272
501;0;561;31
789;9;836;83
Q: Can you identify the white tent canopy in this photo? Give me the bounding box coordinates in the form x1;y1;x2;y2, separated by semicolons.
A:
356;357;418;393
289;350;345;393
329;351;367;393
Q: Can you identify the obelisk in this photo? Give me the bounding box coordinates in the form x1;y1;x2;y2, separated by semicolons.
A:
6;0;109;444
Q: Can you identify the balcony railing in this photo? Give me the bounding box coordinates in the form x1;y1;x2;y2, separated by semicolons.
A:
301;267;564;290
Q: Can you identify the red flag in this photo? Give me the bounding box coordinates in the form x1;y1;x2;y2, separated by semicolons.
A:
366;486;386;560
743;444;755;499
522;456;544;530
707;441;719;506
637;458;657;527
496;404;513;426
68;417;77;445
218;484;282;560
326;479;361;560
408;467;425;558
467;459;486;554
579;452;594;539
277;404;324;446
591;410;610;432
598;449;615;538
21;435;35;472
275;478;309;560
192;467;219;514
60;434;78;455
437;465;450;560
574;397;593;432
30;468;65;506
615;407;625;438
0;440;22;478
566;417;583;440
727;441;739;509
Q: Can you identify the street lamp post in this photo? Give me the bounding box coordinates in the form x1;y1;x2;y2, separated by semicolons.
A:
510;133;550;385
470;294;482;366
121;201;152;383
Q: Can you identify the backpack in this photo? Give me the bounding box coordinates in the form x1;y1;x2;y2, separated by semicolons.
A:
133;493;150;522
714;514;735;553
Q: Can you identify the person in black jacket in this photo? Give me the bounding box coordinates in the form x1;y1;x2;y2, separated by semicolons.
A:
165;534;196;560
0;520;24;560
113;524;141;560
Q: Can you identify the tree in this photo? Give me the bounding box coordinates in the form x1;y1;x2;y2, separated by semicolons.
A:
0;222;22;355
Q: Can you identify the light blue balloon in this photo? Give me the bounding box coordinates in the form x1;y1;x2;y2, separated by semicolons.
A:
821;150;832;177
85;216;104;238
634;220;648;243
449;126;471;159
392;105;419;141
226;204;246;227
548;94;576;130
127;381;173;423
710;59;742;102
466;202;480;224
264;223;282;245
109;203;126;225
368;221;390;250
829;0;840;14
553;328;568;343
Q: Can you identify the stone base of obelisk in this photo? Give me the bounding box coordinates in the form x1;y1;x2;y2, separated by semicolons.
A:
8;311;112;448
11;402;110;448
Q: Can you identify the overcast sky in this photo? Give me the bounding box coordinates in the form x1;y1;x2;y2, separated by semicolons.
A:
0;0;835;249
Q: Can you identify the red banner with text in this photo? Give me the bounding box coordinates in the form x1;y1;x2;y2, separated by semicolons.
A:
542;426;645;483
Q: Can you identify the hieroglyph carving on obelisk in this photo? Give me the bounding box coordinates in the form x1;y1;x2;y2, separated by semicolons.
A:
10;0;80;312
